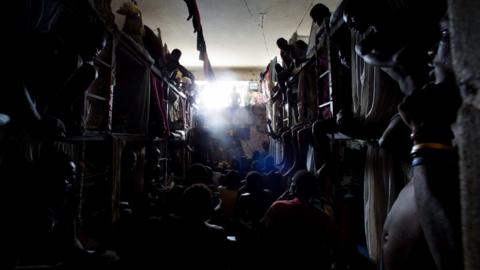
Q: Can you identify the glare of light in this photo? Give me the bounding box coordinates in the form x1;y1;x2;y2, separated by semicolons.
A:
196;81;250;111
198;83;231;109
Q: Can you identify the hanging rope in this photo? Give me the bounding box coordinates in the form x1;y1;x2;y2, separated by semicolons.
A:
259;13;271;58
242;0;254;17
295;0;316;33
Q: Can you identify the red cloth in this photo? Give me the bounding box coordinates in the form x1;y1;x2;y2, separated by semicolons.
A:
262;197;338;248
150;74;169;138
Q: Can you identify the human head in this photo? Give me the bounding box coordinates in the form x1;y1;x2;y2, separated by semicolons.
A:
223;170;241;189
246;171;263;193
182;184;213;222
310;3;331;25
171;48;182;62
276;38;290;51
251;160;262;172
343;0;447;94
185;163;208;186
266;172;283;191
263;155;275;171
290;170;318;200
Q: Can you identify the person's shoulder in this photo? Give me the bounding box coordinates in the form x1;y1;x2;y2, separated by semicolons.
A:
204;222;227;240
274;198;303;207
270;199;293;209
205;222;225;232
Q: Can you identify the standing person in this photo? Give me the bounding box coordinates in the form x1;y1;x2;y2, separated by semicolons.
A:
187;116;212;166
382;16;462;270
343;1;462;268
230;87;241;108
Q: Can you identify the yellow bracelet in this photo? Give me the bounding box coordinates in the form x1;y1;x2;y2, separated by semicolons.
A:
410;143;453;155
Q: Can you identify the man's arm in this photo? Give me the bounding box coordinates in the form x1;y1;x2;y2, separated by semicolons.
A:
398;84;463;270
177;64;195;82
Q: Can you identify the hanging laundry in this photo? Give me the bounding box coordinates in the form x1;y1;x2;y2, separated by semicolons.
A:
197;30;215;81
183;0;215;81
184;0;202;33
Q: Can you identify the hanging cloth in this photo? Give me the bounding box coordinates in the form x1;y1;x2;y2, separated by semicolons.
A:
350;31;407;265
184;0;215;81
150;74;170;138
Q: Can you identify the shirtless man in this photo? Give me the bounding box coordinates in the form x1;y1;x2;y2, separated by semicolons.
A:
343;1;463;269
385;17;462;270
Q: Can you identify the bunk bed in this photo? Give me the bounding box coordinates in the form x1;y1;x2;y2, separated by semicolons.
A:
260;4;410;267
53;2;193;230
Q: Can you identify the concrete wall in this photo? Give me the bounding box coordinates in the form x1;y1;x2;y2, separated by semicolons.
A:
448;1;480;269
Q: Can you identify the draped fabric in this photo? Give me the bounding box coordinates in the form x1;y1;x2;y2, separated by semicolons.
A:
306;145;316;173
150;74;170;138
297;65;318;122
350;31;406;265
351;32;402;124
184;0;215;81
112;33;152;134
197;31;215;81
297;70;307;123
111;136;125;224
306;22;321;59
363;144;387;264
363;143;410;264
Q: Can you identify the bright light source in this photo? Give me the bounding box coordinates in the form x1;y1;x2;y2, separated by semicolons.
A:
196;81;251;111
198;83;231;110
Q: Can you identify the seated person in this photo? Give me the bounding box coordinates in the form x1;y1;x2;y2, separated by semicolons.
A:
186;116;212;166
261;170;338;269
236;172;272;239
162;184;229;270
218;170;241;230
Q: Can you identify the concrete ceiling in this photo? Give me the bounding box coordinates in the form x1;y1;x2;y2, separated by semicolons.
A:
111;0;341;69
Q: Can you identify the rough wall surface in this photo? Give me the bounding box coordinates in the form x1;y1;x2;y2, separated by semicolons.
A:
448;1;480;270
